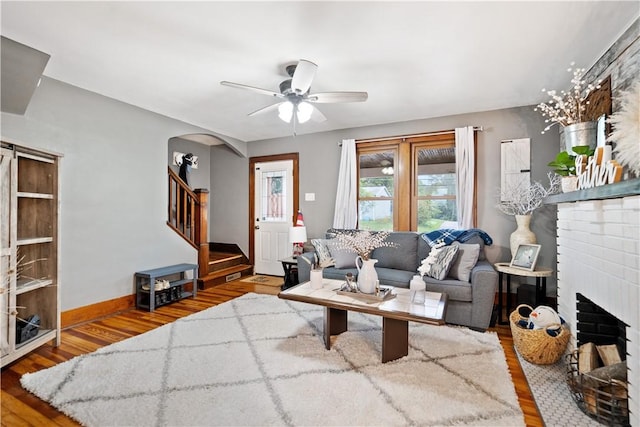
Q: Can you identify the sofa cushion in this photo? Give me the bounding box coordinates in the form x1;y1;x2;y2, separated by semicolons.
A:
375;267;415;288
424;277;473;302
322;266;358;282
311;238;335;268
372;232;419;271
447;242;480;282
326;239;358;268
418;244;459;280
417;237;431;266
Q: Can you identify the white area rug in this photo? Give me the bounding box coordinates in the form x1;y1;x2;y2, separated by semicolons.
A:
21;293;524;426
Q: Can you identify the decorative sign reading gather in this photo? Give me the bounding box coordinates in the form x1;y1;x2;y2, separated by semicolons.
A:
575;145;623;189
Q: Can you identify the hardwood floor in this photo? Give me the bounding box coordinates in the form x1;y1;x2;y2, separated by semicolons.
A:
1;282;543;426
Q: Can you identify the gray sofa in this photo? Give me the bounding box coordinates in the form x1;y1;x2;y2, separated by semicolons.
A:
297;230;498;331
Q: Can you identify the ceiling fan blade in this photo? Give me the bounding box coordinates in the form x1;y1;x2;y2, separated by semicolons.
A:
308;91;368;103
311;105;327;123
247;102;285;117
291;59;317;94
220;81;283;98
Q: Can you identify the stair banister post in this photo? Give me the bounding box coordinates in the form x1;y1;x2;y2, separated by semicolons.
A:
194;189;209;282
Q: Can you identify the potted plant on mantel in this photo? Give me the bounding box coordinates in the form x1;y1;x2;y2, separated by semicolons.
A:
535;63;601;151
547;145;595;192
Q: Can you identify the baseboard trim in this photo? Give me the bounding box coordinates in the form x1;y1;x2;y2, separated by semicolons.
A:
61;294;135;329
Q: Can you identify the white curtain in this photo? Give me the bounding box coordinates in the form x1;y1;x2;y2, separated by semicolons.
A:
333;138;358;229
455;126;475;229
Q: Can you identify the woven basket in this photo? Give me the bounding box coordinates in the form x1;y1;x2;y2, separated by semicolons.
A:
510;304;570;365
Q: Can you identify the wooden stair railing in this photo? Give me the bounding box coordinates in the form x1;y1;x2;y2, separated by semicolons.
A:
167;167;209;280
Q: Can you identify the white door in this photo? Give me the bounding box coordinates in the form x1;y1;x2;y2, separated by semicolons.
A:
254;160;294;275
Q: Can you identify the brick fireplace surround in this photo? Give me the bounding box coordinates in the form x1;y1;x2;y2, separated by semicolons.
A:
547;179;640;425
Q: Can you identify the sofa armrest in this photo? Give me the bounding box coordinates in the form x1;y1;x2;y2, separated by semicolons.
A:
469;260;499;330
296;252;316;283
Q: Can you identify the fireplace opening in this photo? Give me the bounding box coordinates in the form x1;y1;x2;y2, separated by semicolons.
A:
566;293;630;426
576;293;627;358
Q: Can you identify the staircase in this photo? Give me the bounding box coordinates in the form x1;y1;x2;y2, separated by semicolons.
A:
167;167;253;288
198;243;253;290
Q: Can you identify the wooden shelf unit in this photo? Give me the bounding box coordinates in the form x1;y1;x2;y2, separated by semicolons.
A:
1;142;61;368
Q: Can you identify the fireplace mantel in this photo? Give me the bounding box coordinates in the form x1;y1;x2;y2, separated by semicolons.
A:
544;178;640;204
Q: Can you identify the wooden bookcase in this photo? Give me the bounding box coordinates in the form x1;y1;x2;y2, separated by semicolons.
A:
1;142;61;367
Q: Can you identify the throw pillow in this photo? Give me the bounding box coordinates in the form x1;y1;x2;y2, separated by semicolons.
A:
462;234;486;261
326;239;358;269
418;244;459;280
311;239;335;268
447;242;480;282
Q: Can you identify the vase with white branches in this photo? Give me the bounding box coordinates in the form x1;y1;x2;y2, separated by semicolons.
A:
498;173;560;256
334;230;396;294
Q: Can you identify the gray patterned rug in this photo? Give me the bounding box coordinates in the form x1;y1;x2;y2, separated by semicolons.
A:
21;293;524;426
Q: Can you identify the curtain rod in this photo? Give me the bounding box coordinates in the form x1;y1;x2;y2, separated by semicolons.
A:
346;126;483;144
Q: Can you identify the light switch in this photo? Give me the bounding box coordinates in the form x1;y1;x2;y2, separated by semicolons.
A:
305;193;315;201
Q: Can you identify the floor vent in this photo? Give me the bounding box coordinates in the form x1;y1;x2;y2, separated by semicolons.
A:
226;272;242;282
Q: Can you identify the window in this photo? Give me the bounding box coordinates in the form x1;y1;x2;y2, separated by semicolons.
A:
357;146;397;231
357;133;472;232
260;169;287;222
413;144;457;232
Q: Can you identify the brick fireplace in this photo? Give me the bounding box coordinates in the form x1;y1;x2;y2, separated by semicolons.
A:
551;187;639;425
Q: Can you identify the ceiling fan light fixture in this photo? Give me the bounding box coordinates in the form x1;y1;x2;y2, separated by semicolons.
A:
297;102;313;124
278;101;293;123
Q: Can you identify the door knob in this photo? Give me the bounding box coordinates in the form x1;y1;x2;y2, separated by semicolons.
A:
255;225;260;229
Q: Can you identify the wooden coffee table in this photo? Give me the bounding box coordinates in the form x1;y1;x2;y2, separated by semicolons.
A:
278;279;448;362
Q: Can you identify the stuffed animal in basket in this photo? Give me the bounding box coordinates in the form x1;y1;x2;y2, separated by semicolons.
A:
517;305;563;336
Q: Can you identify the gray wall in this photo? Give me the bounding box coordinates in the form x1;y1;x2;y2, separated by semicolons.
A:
212;105;560;293
209;144;250;247
1;77;228;311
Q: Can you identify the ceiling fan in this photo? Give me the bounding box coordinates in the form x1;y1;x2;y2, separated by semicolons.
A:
221;59;368;132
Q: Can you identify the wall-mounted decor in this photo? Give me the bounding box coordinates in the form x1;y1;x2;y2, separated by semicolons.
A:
607;81;640;177
172;151;198;169
500;138;530;202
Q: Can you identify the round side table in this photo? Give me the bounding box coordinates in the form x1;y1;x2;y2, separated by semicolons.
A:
493;262;554;325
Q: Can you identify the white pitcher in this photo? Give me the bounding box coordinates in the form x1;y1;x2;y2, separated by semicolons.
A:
355;256;378;294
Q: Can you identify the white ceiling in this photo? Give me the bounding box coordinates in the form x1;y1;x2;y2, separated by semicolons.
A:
1;1;638;143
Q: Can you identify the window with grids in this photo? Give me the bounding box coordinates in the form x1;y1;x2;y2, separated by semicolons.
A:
357;133;468;232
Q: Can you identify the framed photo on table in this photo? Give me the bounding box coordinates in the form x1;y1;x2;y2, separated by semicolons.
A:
510;244;541;271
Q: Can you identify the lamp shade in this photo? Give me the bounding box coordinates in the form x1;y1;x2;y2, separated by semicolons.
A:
278;102;293;123
297;102;313;123
289;226;307;243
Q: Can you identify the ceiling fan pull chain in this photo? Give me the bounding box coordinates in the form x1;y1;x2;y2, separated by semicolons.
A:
293;111;297;137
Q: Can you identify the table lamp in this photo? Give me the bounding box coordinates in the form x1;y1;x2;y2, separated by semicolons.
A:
289;226;307;258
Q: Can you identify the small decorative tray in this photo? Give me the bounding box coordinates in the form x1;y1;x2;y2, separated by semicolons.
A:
336;285;396;302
